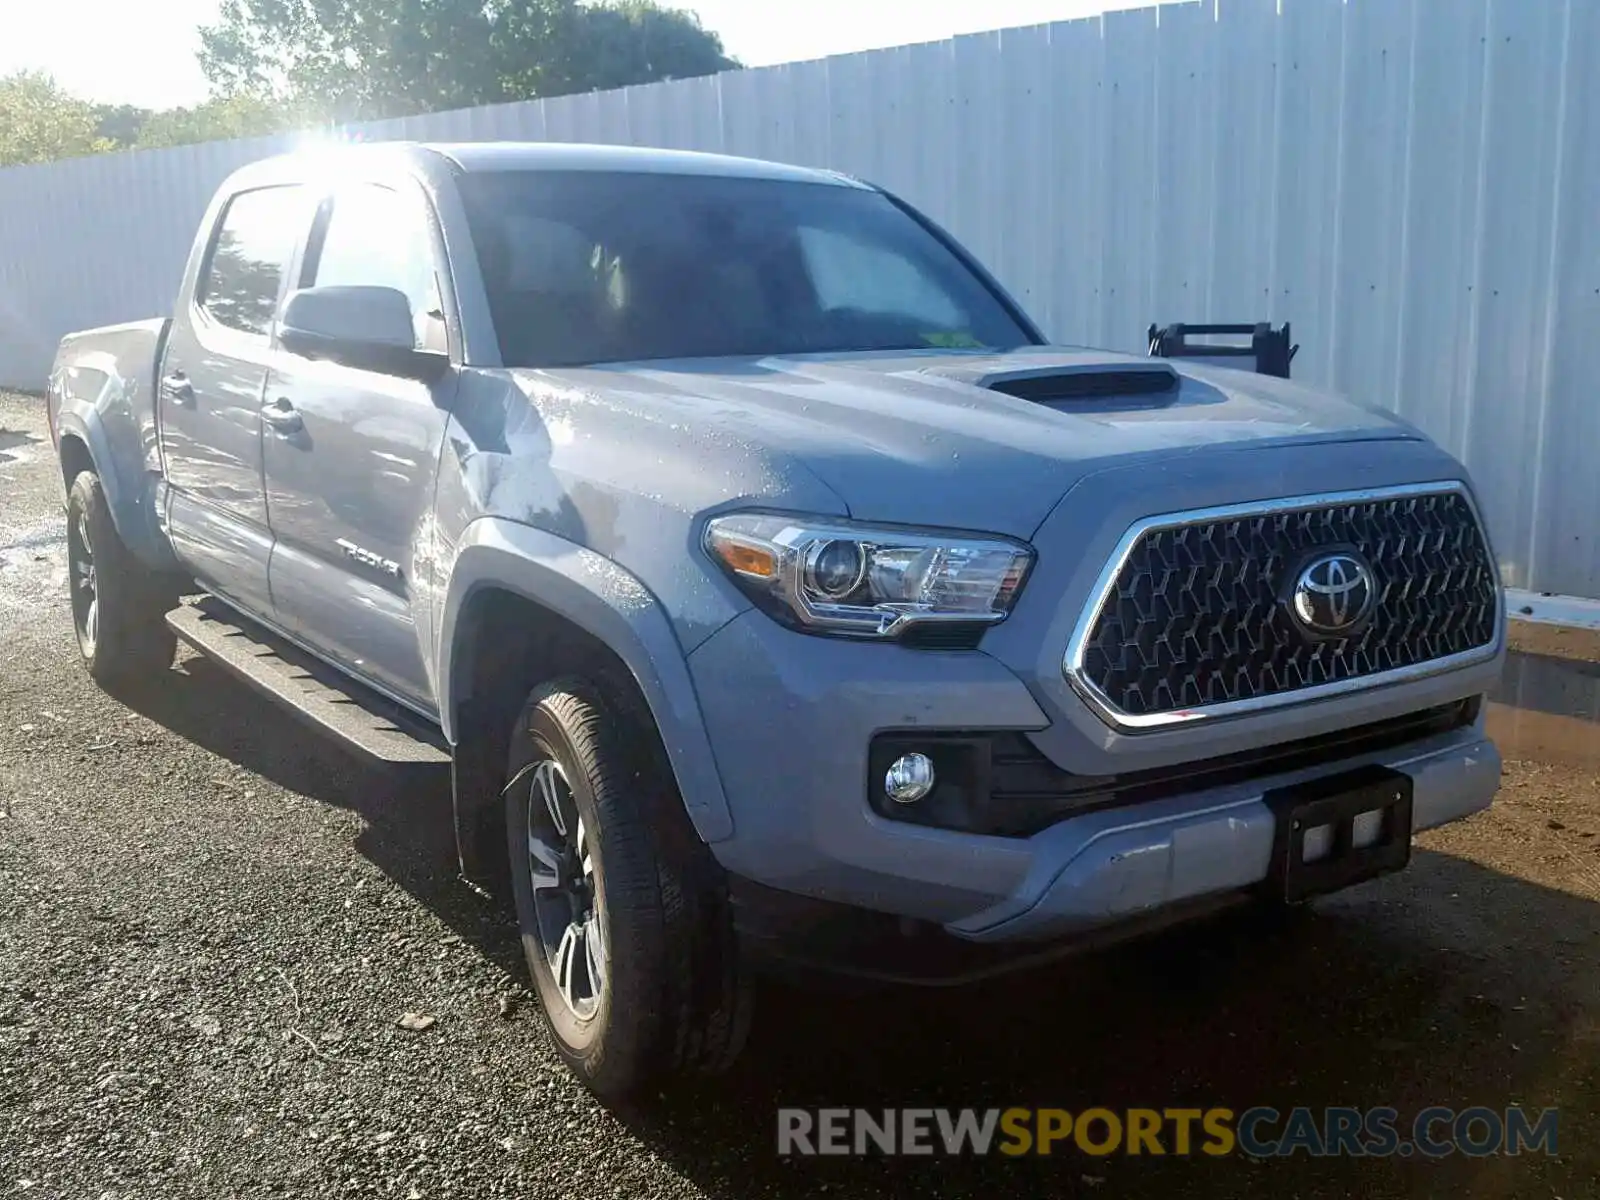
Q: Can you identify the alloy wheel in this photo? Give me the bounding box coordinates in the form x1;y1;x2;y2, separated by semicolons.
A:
68;508;98;656
524;759;607;1020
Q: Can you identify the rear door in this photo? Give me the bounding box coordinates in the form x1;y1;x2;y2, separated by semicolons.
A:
160;184;309;615
261;179;455;713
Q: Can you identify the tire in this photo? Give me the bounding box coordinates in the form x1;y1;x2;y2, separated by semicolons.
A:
504;678;750;1100
65;470;178;688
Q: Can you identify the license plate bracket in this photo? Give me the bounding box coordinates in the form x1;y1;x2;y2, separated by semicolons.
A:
1263;764;1414;903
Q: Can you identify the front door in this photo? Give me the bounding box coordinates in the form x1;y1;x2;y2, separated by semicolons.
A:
160;184;310;615
261;180;455;713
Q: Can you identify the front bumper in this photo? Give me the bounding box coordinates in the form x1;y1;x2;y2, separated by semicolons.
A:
687;608;1501;945
946;722;1499;942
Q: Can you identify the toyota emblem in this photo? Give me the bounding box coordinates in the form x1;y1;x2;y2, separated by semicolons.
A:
1291;552;1377;637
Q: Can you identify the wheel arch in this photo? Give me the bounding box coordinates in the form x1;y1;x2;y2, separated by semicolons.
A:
52;401;178;572
58;430;96;492
55;409;127;521
437;518;734;890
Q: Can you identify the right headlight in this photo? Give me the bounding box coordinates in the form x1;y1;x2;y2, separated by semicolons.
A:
703;511;1034;640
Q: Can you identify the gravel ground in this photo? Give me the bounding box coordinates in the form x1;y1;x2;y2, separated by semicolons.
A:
1507;620;1600;665
1;388;1597;1199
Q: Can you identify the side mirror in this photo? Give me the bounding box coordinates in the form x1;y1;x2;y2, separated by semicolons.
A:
279;285;449;381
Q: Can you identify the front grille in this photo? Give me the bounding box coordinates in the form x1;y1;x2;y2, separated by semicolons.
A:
1073;486;1499;723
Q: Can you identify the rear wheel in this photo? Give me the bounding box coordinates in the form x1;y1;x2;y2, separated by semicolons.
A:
65;471;178;688
505;678;749;1100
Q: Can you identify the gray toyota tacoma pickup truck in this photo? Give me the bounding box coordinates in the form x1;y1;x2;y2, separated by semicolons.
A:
47;141;1505;1099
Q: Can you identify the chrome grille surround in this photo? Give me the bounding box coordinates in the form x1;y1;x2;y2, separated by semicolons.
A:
1063;482;1503;732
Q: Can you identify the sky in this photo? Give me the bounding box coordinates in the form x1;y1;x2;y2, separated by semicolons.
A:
0;0;1128;111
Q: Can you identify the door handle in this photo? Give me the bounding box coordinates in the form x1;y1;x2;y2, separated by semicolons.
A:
160;372;194;404
260;397;304;434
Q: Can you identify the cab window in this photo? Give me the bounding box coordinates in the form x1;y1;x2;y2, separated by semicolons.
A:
197;185;306;338
303;183;445;351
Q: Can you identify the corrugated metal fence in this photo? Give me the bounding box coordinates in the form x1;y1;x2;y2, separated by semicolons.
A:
0;0;1595;598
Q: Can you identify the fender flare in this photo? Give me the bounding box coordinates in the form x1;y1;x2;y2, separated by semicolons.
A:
53;396;177;572
436;517;734;843
54;403;128;514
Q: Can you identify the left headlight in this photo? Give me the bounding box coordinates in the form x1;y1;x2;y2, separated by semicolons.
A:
703;512;1034;640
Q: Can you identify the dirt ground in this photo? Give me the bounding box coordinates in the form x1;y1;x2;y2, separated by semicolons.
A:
1507;620;1600;667
1;389;1596;1198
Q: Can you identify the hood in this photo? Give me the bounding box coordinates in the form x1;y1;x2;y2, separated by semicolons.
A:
534;346;1421;538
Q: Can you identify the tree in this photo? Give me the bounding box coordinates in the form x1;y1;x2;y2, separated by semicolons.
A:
558;1;738;94
0;76;305;166
0;0;737;167
133;92;317;149
0;72;113;167
93;103;153;150
198;0;737;123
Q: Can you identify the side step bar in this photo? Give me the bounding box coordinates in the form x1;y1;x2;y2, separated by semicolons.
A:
166;598;452;769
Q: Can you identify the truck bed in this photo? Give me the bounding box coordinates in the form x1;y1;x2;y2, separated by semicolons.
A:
47;316;172;563
48;317;169;448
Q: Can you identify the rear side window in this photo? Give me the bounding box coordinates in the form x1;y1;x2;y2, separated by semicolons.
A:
198;185;305;338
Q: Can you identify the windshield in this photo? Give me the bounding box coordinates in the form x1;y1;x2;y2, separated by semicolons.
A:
457;170;1034;368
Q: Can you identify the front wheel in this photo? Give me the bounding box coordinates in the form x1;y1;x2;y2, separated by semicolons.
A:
65;470;178;688
505;679;749;1100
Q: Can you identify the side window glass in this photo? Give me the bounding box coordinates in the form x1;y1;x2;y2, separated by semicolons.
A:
198;185;305;338
798;224;963;328
309;184;442;349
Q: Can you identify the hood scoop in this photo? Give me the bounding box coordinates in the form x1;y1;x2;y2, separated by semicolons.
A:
914;357;1181;406
978;362;1180;404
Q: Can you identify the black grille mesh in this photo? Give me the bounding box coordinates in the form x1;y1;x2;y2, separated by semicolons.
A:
1078;491;1498;718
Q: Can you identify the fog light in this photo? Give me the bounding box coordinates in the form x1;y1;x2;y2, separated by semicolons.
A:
884;753;936;804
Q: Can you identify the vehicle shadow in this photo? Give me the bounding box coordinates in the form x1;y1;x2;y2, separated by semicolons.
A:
0;429;39;465
123;650;530;982
626;855;1600;1199
123;652;1600;1199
